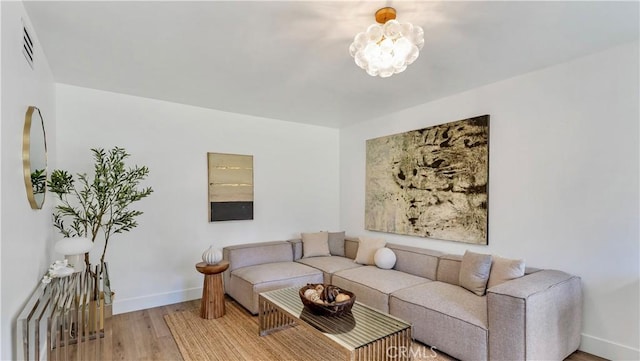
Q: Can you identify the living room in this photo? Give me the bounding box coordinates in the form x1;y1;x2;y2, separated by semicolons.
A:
1;1;638;360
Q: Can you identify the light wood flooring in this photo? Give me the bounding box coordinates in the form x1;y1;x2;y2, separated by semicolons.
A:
110;298;607;361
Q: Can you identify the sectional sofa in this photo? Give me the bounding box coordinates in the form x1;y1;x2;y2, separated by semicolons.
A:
222;236;582;361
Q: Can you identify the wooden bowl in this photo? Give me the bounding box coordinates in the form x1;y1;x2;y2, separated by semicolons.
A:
299;284;355;317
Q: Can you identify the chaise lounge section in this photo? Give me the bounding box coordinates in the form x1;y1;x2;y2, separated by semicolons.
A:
223;241;323;314
223;236;582;360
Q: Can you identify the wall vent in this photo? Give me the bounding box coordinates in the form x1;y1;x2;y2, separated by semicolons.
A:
22;20;34;69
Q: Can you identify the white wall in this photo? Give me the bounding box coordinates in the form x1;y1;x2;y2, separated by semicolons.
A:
340;42;639;360
55;84;340;314
6;7;635;360
0;2;57;360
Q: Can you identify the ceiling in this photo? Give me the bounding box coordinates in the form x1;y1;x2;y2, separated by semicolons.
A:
23;1;639;129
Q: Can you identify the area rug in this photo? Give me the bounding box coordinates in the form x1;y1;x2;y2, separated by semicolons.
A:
164;299;455;361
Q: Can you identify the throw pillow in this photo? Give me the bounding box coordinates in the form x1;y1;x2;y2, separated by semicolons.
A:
374;247;396;269
301;232;330;258
459;250;493;296
354;237;386;265
328;231;346;257
487;256;525;289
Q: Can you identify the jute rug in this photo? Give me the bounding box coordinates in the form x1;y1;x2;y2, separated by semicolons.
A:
164;299;455;361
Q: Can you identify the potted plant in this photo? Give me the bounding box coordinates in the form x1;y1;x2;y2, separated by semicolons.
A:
46;147;152;338
48;147;153;267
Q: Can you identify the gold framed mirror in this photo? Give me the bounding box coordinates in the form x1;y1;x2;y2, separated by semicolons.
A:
23;106;48;209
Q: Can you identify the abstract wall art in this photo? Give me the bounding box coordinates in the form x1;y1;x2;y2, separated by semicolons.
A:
365;115;489;245
208;152;254;222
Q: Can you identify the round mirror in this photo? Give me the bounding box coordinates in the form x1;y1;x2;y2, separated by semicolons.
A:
23;106;48;209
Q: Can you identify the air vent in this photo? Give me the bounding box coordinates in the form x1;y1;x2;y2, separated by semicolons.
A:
22;20;34;69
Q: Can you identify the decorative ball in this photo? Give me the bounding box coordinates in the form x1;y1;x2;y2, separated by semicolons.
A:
202;246;223;265
374;247;396;269
304;289;317;299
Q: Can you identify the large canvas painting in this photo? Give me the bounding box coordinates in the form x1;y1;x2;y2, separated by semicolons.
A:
208;152;254;222
365;115;489;244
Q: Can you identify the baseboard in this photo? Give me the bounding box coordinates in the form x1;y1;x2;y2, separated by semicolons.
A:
112;287;202;314
580;333;640;360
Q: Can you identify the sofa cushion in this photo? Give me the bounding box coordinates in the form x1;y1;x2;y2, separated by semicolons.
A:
302;232;330;258
344;237;359;260
328;231;346;257
296;256;362;284
390;281;488;361
436;254;462;286
354;237;386;265
224;241;293;272
332;266;430;313
459;251;492;296
232;261;320;285
386;243;442;279
487;256;525;289
289;239;303;260
228;261;323;314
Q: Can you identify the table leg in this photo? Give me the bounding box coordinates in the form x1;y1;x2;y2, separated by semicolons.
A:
258;296;295;336
201;273;224;319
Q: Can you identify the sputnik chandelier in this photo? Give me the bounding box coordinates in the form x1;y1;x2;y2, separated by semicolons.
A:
349;7;424;78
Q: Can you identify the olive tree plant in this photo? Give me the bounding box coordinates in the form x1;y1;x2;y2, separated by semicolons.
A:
48;147;153;266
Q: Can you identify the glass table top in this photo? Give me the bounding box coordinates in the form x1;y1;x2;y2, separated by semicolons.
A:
260;286;411;350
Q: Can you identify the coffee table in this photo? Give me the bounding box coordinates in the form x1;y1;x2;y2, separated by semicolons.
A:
258;287;412;361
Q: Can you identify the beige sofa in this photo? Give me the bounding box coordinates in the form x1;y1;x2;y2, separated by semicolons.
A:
223;237;582;361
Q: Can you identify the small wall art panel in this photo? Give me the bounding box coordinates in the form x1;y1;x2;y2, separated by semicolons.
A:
208;152;254;222
365;115;489;245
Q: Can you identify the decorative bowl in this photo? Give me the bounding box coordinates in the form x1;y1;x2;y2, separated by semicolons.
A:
299;284;355;317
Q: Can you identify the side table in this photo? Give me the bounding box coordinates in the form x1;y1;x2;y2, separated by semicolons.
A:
195;260;229;319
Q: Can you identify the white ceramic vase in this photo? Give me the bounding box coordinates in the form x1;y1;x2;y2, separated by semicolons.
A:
202;246;223;265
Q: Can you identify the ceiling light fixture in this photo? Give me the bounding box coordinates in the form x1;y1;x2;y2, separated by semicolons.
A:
349;7;424;78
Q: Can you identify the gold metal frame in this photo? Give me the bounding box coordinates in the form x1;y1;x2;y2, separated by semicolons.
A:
23;106;48;209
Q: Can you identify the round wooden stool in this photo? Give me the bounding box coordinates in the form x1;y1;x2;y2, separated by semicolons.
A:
195;260;229;319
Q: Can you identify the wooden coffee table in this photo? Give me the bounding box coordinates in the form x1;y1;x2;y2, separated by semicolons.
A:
258;286;412;361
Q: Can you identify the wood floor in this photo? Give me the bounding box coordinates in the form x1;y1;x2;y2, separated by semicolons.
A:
110;298;606;361
111;299;199;360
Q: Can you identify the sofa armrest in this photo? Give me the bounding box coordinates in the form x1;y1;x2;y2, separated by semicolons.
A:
487;270;582;360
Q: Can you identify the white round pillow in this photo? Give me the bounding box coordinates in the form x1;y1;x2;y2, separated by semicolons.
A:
374;247;396;269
